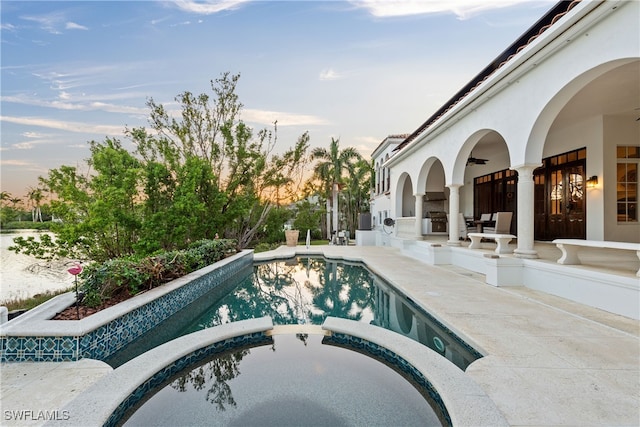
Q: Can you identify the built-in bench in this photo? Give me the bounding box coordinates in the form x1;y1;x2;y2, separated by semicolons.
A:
468;233;517;254
552;239;640;277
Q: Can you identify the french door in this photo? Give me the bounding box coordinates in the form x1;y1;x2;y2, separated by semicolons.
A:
534;148;586;240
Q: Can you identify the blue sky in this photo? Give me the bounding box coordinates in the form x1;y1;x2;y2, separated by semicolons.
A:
1;0;556;198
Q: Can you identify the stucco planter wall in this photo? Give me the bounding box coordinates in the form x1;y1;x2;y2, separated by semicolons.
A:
0;251;254;363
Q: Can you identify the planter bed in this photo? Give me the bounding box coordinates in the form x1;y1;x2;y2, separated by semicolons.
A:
0;251;253;363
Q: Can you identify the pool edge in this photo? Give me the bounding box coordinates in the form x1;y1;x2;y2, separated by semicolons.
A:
322;317;508;427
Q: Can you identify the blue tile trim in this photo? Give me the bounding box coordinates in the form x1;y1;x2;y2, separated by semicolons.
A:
0;254;253;363
325;332;453;427
370;269;483;361
1;336;78;362
105;331;451;427
104;332;271;427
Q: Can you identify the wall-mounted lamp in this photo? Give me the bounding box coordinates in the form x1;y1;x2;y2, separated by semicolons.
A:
586;175;598;188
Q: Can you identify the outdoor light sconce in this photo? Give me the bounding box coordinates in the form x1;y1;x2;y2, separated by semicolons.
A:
586;175;598;188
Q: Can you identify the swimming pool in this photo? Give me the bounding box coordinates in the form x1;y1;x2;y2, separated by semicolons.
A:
124;333;444;426
55;256;506;427
107;257;481;370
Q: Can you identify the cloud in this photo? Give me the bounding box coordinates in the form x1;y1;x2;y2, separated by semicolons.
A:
1;22;17;32
21;11;67;34
0;159;39;167
348;0;551;20
0;116;125;136
12;142;36;150
2;94;147;115
31;62;154;92
170;0;251;15
65;22;88;31
319;68;344;81
21;131;49;138
242;109;330;127
151;16;171;25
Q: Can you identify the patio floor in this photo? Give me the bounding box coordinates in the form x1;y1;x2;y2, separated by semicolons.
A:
1;242;638;426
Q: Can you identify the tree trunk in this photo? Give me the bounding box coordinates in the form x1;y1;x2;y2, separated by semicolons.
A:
326;198;331;240
332;183;339;234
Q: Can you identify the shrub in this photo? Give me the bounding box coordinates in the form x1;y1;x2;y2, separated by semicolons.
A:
3;221;51;231
253;242;282;253
80;239;237;307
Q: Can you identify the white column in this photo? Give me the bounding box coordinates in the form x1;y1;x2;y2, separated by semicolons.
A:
447;184;462;246
414;192;424;239
514;165;539;259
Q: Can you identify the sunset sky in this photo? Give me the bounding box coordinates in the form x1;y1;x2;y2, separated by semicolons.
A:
1;0;556;198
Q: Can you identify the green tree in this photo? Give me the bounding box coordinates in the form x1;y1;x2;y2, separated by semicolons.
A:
0;191;10;204
311;138;362;238
130;73;310;249
26;186;44;222
341;158;372;233
10;73;310;261
84;138;142;259
31;138;142;261
293;198;322;240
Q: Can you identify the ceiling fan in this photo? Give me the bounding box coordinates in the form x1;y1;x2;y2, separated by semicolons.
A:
466;151;488;165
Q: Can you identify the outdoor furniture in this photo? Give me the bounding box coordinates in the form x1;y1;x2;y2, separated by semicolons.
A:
468;232;517;254
553;239;640;276
467;212;515;253
474;213;493;232
483;212;512;234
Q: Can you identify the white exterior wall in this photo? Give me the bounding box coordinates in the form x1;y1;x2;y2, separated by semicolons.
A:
385;0;639;243
604;115;640;241
370;137;403;238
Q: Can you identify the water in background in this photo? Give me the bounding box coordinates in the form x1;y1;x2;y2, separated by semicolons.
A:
0;231;73;302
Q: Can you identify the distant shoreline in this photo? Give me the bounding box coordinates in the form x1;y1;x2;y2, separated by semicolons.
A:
1;231;72;302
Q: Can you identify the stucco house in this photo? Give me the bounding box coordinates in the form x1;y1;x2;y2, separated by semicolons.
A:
367;0;639;319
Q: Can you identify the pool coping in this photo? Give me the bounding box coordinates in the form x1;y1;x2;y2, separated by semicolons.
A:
1;251;254;362
45;316;507;427
1;250;253;337
254;246;489;356
44;317;273;426
323;317;508;427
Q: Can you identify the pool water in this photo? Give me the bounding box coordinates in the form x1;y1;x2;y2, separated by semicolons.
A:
123;333;443;427
106;257;480;370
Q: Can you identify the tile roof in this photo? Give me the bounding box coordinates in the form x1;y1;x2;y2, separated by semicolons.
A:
394;0;581;153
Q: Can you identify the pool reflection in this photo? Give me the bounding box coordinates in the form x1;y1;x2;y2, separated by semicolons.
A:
107;257;480;371
123;334;443;427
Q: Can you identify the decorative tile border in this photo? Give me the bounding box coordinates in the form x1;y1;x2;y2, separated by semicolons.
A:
1;252;253;363
325;332;452;427
399;291;484;361
1;335;78;362
105;332;272;427
105;330;452;427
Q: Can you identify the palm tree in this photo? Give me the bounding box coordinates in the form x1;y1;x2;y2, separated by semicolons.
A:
9;197;22;221
343;158;372;232
0;191;10;205
26;187;44;222
311;138;362;239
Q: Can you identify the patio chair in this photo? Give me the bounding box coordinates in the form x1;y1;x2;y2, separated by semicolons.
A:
483;212;513;234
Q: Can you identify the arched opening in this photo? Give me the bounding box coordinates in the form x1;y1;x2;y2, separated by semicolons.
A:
534;60;639;241
458;131;514;233
398;174;414;217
